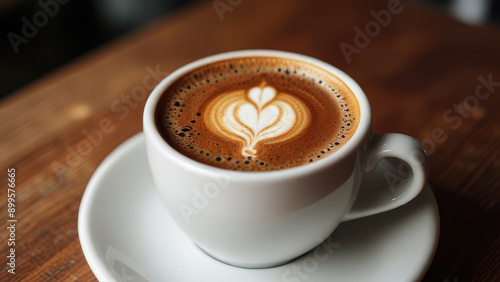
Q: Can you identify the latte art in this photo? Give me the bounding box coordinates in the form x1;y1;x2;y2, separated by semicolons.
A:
155;56;360;171
205;81;309;157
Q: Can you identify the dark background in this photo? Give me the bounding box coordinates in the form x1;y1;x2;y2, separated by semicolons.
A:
1;0;499;100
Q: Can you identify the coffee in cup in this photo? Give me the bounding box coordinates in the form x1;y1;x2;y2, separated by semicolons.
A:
155;56;360;171
144;50;429;268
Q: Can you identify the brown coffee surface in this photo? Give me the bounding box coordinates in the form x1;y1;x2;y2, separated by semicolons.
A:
155;56;359;171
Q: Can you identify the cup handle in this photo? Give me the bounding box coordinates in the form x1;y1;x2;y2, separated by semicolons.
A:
343;133;429;221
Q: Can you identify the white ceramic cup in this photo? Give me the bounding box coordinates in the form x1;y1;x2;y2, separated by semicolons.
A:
143;50;429;268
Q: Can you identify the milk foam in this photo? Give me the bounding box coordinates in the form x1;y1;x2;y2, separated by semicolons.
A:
205;81;309;157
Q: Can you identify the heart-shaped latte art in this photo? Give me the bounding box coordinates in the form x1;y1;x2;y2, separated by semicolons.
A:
205;81;309;157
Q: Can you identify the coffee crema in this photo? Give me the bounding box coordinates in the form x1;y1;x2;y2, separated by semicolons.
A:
155;57;359;171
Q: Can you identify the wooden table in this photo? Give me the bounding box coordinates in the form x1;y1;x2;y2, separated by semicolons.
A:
1;0;499;280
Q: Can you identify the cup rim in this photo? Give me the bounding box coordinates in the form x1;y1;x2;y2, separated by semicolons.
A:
143;49;372;180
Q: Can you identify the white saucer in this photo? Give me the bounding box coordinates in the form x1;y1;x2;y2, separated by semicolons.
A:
79;133;439;282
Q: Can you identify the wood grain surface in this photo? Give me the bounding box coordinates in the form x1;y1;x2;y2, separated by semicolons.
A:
1;0;499;281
